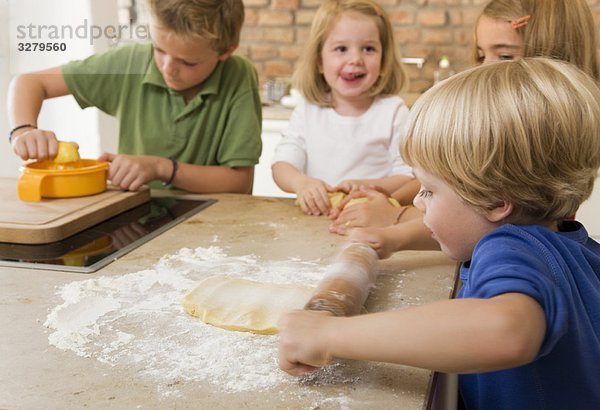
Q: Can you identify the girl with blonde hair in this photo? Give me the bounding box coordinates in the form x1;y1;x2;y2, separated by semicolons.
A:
475;0;599;80
271;0;414;216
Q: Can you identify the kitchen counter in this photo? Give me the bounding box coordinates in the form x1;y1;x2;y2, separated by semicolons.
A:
0;192;457;409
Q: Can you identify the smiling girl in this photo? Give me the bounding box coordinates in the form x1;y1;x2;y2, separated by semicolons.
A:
271;0;414;216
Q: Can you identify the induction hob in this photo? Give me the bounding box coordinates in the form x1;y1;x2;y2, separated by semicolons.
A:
0;197;215;273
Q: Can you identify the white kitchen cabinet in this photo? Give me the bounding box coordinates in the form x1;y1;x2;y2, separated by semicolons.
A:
252;119;295;198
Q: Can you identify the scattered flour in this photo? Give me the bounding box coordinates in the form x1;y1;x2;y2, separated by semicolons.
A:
43;246;360;398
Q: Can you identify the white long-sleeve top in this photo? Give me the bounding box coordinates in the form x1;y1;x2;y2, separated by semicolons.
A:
271;95;412;186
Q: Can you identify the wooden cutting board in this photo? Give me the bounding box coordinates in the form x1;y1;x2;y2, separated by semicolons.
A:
0;178;150;244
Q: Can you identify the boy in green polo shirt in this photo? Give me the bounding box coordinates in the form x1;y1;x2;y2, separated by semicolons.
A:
8;0;262;193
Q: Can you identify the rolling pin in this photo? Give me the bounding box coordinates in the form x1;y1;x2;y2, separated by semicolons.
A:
304;242;379;316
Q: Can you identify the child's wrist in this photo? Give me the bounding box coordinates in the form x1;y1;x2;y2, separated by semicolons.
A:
8;124;37;143
322;315;342;363
388;224;409;252
393;205;411;224
293;174;311;194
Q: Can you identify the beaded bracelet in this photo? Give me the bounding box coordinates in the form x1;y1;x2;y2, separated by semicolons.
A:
8;124;36;142
394;205;411;225
163;156;178;186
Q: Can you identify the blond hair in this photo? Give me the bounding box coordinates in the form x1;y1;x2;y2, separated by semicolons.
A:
146;0;244;54
401;58;600;224
473;0;600;81
294;0;407;107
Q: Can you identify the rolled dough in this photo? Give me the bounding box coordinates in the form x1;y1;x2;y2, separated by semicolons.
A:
182;276;315;335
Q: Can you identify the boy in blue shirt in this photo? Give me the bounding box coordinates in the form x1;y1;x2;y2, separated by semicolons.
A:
278;58;600;409
8;0;261;193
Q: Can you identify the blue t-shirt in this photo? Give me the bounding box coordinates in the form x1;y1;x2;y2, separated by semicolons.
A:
458;221;600;409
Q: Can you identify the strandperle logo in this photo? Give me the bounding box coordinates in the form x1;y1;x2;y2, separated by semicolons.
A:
15;19;150;46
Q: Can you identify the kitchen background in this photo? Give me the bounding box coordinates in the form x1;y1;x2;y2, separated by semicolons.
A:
0;0;599;234
240;0;495;93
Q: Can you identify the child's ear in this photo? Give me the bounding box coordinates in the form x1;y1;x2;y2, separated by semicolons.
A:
218;45;238;61
486;200;513;223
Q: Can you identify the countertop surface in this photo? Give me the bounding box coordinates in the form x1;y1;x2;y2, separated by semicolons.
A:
1;192;457;409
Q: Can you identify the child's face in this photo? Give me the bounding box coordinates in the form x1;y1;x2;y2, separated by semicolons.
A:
476;15;524;64
150;24;232;95
320;11;382;109
412;167;500;262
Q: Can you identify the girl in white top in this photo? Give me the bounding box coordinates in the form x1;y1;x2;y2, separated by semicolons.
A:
271;0;414;216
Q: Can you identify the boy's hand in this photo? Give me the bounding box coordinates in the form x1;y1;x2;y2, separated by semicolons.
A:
329;187;399;232
99;152;164;191
347;227;396;259
295;177;334;216
11;128;59;161
278;310;335;376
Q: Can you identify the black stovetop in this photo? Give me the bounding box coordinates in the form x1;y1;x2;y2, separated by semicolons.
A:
0;197;215;273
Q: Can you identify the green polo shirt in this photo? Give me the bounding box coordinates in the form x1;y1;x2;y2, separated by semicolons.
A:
62;43;262;177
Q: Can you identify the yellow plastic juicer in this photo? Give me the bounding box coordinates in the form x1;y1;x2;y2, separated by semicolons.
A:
17;141;109;202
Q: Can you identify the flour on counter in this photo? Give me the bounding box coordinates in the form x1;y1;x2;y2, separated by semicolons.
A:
43;246;345;395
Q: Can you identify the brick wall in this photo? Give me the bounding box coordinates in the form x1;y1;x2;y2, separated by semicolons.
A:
238;0;600;93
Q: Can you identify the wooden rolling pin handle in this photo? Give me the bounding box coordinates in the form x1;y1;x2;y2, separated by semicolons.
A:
304;277;365;316
304;243;378;317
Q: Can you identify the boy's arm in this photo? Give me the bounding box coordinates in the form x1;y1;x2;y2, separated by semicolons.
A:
98;152;255;194
355;215;441;255
8;66;71;160
170;163;254;194
330;211;439;253
279;292;546;375
272;161;333;215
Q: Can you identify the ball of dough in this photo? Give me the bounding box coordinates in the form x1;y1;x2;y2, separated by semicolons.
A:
328;192;400;210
